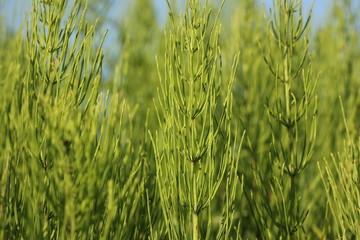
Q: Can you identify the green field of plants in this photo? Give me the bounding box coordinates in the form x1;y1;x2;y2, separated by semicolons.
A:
0;0;359;239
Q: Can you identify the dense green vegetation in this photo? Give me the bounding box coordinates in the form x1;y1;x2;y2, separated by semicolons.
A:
0;0;359;239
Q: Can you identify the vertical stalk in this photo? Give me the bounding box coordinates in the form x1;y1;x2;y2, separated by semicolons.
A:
284;50;296;235
192;164;199;239
193;212;199;240
189;31;199;240
152;0;235;238
283;7;297;234
260;0;317;237
284;57;291;120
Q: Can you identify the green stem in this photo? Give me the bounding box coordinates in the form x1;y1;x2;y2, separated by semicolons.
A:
192;162;199;240
193;211;199;240
284;54;290;120
289;175;296;235
283;5;296;237
189;33;199;240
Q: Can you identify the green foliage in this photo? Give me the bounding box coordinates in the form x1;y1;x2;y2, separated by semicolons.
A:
319;99;360;239
0;0;360;239
0;0;148;239
149;1;243;238
258;0;318;238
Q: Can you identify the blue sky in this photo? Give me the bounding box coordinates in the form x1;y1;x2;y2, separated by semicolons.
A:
155;0;330;28
1;0;331;61
264;0;329;27
3;0;330;31
0;0;334;81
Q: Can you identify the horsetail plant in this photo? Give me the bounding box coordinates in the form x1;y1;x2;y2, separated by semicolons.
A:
3;0;360;239
149;0;242;239
319;98;360;239
0;0;149;238
26;0;106;106
254;0;318;238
